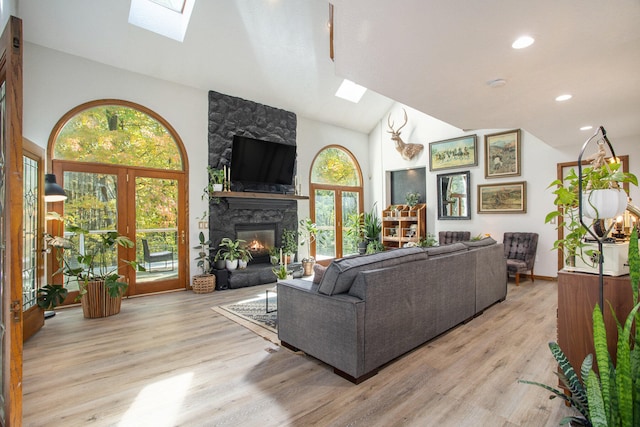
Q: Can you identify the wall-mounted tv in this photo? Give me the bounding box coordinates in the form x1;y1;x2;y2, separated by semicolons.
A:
230;135;296;188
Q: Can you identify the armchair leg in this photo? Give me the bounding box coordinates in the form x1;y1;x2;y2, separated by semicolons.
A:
530;268;534;282
515;273;520;286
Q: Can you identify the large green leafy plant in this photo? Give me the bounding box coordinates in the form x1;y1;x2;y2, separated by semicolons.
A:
49;224;143;298
520;228;640;426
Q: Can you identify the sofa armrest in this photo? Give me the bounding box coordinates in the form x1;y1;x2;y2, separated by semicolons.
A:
277;280;365;377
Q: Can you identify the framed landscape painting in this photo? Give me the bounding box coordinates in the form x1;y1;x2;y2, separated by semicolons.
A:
477;181;526;213
429;135;477;171
484;129;521;178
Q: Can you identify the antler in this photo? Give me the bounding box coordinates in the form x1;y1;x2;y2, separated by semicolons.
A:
387;109;408;135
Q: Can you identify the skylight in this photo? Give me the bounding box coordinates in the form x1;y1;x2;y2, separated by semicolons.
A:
335;79;367;103
129;0;195;42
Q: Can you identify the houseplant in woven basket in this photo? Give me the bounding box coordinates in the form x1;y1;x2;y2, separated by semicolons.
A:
192;231;215;293
49;223;144;318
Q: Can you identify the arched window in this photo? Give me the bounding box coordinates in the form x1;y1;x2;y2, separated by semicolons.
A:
49;100;188;299
310;146;363;261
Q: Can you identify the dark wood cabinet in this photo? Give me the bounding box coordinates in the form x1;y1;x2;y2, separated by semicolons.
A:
557;271;634;374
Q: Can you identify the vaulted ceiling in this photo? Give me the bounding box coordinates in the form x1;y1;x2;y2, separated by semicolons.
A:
19;0;640;148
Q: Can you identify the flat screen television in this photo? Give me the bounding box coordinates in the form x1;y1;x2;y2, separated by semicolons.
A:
230;135;296;188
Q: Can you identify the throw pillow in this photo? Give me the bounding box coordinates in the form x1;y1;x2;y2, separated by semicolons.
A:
312;264;327;284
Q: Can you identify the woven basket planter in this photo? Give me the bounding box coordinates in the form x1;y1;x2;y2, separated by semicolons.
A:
192;274;216;294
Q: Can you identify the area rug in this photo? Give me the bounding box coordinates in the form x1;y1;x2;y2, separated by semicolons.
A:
212;293;278;343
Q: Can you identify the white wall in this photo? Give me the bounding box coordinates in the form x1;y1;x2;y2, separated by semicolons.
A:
369;103;640;279
23;43;369;280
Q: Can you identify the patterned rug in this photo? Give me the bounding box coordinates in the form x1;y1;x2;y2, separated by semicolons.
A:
213;293;278;342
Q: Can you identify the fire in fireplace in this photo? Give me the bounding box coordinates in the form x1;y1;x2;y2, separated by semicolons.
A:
235;223;277;264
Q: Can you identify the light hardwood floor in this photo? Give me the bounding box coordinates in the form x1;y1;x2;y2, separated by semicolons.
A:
23;279;576;426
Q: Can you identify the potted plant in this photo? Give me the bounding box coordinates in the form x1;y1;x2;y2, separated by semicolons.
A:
406;191;420;207
363;204;382;244
272;263;291;281
192;231;215;293
299;218;319;276
417;233;438;247
345;212;366;255
206;166;225;192
365;240;385;254
218;237;245;270
281;228;298;263
546;163;637;267
48;224;143;318
237;246;253;269
268;246;280;265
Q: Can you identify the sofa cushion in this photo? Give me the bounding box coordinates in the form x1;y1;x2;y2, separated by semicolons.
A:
318;247;427;295
423;242;467;257
461;236;497;248
312;263;327;284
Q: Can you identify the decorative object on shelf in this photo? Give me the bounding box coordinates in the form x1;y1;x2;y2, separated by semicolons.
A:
192;231;215;293
477;181;526;214
386;108;424;161
429;135;477;171
299;218;319;276
484;129;521;178
437;171;471;220
405;192;420;207
47;222;144;318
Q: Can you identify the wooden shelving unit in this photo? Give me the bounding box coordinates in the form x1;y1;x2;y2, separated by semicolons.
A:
381;203;426;249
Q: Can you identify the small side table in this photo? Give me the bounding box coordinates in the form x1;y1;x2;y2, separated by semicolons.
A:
266;286;277;313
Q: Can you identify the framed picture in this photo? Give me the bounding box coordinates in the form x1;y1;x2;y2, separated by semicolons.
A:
477;181;527;213
484;129;521;178
429;135;477;171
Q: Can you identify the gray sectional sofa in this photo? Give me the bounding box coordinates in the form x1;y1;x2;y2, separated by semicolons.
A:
276;238;507;383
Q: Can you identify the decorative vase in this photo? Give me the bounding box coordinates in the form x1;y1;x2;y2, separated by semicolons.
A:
214;259;226;270
583;189;627;219
81;279;124;318
225;259;238;270
212;183;223;192
302;260;315;276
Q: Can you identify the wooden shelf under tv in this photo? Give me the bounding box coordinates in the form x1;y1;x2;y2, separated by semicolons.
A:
211;191;309;200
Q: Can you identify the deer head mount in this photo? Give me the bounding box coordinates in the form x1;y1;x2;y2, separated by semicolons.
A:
387;109;424;161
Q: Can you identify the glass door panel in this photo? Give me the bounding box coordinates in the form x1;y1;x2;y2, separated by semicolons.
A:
62;171;119;293
314;189;336;260
134;176;179;289
341;191;360;256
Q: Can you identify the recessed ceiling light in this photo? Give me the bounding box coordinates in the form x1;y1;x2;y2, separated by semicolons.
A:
580;126;593;131
555;94;572;102
487;78;507;88
512;36;535;49
335;79;367;103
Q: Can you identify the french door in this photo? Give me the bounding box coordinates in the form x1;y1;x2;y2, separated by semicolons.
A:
0;15;23;426
311;185;362;263
51;162;186;300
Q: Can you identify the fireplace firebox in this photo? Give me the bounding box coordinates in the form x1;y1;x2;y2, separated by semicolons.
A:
235;223;277;264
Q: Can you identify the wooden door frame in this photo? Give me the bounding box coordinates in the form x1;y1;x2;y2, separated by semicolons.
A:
127;167;186;295
0;15;23;426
